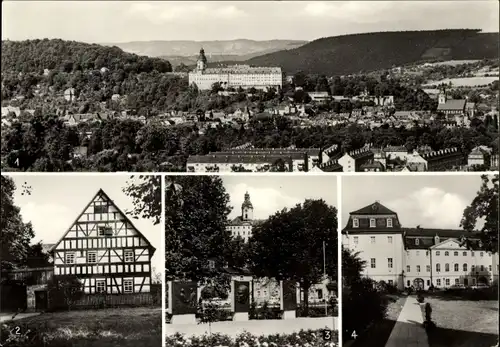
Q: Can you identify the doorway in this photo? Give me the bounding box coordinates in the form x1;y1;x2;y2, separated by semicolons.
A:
35;291;48;311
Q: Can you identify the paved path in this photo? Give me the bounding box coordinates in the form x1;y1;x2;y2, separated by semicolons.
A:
0;312;41;323
384;296;429;347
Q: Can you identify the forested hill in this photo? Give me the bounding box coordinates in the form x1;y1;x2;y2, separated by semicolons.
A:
245;29;499;75
1;39;173;74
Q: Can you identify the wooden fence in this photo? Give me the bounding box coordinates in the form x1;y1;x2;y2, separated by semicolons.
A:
71;289;161;309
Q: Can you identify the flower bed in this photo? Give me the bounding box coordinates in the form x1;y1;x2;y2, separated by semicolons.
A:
165;329;339;347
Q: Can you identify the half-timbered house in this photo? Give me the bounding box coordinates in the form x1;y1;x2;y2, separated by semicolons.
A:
50;189;156;295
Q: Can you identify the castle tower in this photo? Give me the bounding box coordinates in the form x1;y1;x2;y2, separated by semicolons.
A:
241;191;253;221
196;48;207;72
438;88;446;104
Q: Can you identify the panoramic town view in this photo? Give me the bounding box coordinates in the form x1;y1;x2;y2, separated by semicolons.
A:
0;1;498;347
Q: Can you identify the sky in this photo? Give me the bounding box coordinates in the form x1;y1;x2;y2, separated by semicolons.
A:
2;1;499;43
221;175;337;220
341;174;489;230
8;174;163;275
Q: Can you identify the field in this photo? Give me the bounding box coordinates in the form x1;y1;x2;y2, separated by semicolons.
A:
425;298;499;347
3;307;161;347
424;76;498;87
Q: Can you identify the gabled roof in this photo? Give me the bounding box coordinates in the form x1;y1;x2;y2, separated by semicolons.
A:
50;189;156;255
350;201;397;215
437;99;466;111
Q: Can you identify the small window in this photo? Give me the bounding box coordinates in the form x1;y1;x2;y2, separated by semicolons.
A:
471;251;474;256
436;263;441;272
353;236;359;244
98;226;113;237
87;252;97;264
387;218;393;227
407;280;410;286
94;204;109;214
480;252;484;257
455;278;459;285
445;251;449;256
454;251;458;256
416;251;420;256
417;265;421;272
65;252;75;264
445;278;450;286
463;263;467;271
436;251;440;256
415;238;420;245
388;258;393;269
406;265;410;272
454;263;459;271
369;218;376;228
426;265;431;272
445;263;450;272
463;251;467;256
96;280;106;293
353;218;359;228
480;265;484;271
123;280;133;293
436;279;441;286
427;280;430;286
387;236;392;244
124;250;134;262
371;258;376;268
370;236;376;244
489;265;492;271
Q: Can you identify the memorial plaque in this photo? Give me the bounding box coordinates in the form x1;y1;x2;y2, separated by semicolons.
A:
233;280;250;312
172;281;197;315
282;280;297;311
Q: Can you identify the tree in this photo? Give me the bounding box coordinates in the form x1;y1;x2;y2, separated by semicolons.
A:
123;175;162;225
165;176;232;284
249;199;337;314
460;174;499;252
48;276;84;311
1;176;34;270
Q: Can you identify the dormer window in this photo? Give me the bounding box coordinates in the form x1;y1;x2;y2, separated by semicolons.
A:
415;238;420;245
387;218;393;228
369;218;376;228
353;218;359;228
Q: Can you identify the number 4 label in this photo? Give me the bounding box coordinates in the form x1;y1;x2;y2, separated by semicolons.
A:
351;330;358;339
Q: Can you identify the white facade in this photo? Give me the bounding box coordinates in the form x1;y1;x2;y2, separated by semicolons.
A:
188;49;283;90
343;202;498;290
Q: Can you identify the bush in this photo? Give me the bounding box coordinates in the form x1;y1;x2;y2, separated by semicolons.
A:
165;329;339;347
342;278;387;342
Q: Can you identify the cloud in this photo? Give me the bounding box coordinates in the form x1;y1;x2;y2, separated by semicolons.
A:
226;183;302;220
19;202;73;244
127;2;246;24
388;187;468;229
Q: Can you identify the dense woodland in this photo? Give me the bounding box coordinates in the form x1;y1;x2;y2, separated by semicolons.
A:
1;114;498;172
245;30;499;75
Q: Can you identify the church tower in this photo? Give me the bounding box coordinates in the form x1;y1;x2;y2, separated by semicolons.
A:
196;48;208;72
241;191;253;221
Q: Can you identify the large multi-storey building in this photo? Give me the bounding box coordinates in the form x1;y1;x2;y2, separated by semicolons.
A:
187;147;325;172
226;191;262;242
188;48;283;90
342;201;498;290
51;189;156;294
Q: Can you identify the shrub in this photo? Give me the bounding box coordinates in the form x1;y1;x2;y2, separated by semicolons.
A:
165;329;339;347
342;277;387;342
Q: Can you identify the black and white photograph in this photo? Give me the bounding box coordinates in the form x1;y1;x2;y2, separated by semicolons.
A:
1;1;498;173
341;174;499;347
165;175;339;346
0;174;162;347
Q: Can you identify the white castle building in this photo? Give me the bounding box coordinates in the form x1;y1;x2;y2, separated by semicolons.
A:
188;48;283;91
342;201;499;290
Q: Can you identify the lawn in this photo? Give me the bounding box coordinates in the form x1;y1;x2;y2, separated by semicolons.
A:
350;294;407;347
2;307;161;347
424;76;498;87
425;298;499;347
